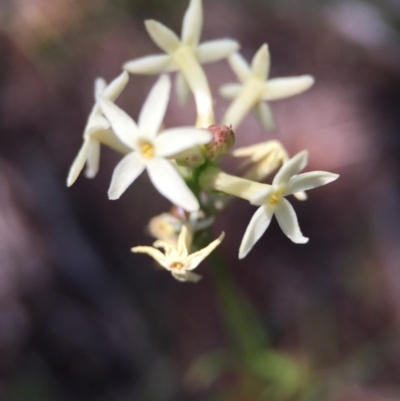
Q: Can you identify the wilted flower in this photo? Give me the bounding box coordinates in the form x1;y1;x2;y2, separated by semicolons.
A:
132;225;224;282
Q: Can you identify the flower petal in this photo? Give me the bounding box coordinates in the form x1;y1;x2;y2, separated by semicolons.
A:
100;99;138;149
293;191;308;201
187;232;224;270
138;74;171;138
84;140;100;178
219;83;242;99
175;72;191;105
272;150;308;187
155;127;212;157
108;152;145;199
254;101;276;131
228;53;251;83
177;225;191;259
197;39;240;64
251;44;270;80
94;78;107;99
86;115;110;135
274;199;308;244
146;157;199;212
123;54;176;74
172;271;202;282
239;205;274;259
181;0;202;46
285;171;339;196
263;75;315;101
131;245;169;269
103;71;129;102
67;139;91;187
145;20;181;53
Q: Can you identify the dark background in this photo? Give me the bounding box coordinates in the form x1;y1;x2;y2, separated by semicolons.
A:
0;0;399;400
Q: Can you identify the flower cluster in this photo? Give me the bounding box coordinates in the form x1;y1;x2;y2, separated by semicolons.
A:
67;0;339;282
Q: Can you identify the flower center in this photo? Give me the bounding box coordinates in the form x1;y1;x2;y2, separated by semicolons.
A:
170;261;185;271
269;193;280;205
138;139;155;159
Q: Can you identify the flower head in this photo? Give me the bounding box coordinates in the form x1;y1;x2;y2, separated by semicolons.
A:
100;74;212;212
220;44;314;130
132;225;224;282
238;151;339;258
67;71;130;187
123;0;239;127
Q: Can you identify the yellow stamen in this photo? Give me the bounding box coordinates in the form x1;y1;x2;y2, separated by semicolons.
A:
170;261;185;270
138;140;155;159
269;194;280;205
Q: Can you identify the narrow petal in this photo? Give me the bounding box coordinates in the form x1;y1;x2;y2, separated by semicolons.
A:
275;199;308;244
251;44;270;80
181;0;202;46
123;54;176;74
108;152;145;200
86;115;110;135
100;99;138;149
94;78;106;99
84;141;100;178
172;271;202;282
145;20;181;53
153;240;175;260
138;75;171;138
293;191;308;201
228;53;251;83
285;171;339;195
263;75;315;101
254;101;276;131
103;71;129;102
239;205;274;259
177;225;191;259
66;139;91;187
131;245;169;269
146;158;199;212
155;127;212;157
273;151;308;187
175;72;191;106
219;83;242;99
197;39;240;64
187;232;225;270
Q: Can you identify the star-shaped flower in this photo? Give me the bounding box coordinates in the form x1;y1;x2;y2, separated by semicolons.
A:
67;71;130;187
123;0;239;126
220;44;314;130
239;151;339;258
132;225;224;282
100;74;212;212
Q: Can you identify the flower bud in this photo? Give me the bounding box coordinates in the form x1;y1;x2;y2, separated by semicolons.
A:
205;124;235;160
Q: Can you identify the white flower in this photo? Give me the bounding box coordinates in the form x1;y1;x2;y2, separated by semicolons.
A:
123;0;239;127
239;151;339;259
100;74;212;212
220;44;314;130
132;225;224;282
67;71;130;187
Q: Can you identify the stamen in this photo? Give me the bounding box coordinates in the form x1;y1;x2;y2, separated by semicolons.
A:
170;261;185;270
269;194;280;205
138;140;155;159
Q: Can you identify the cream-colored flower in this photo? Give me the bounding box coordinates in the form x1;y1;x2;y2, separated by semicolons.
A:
132;225;224;282
100;74;212;212
123;0;239;127
67;71;130;187
220;44;314;130
238;151;339;258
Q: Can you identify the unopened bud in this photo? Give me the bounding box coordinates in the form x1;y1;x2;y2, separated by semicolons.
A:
205;124;235;160
175;146;206;168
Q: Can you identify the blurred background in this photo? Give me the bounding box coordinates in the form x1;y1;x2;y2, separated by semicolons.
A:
0;0;400;400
